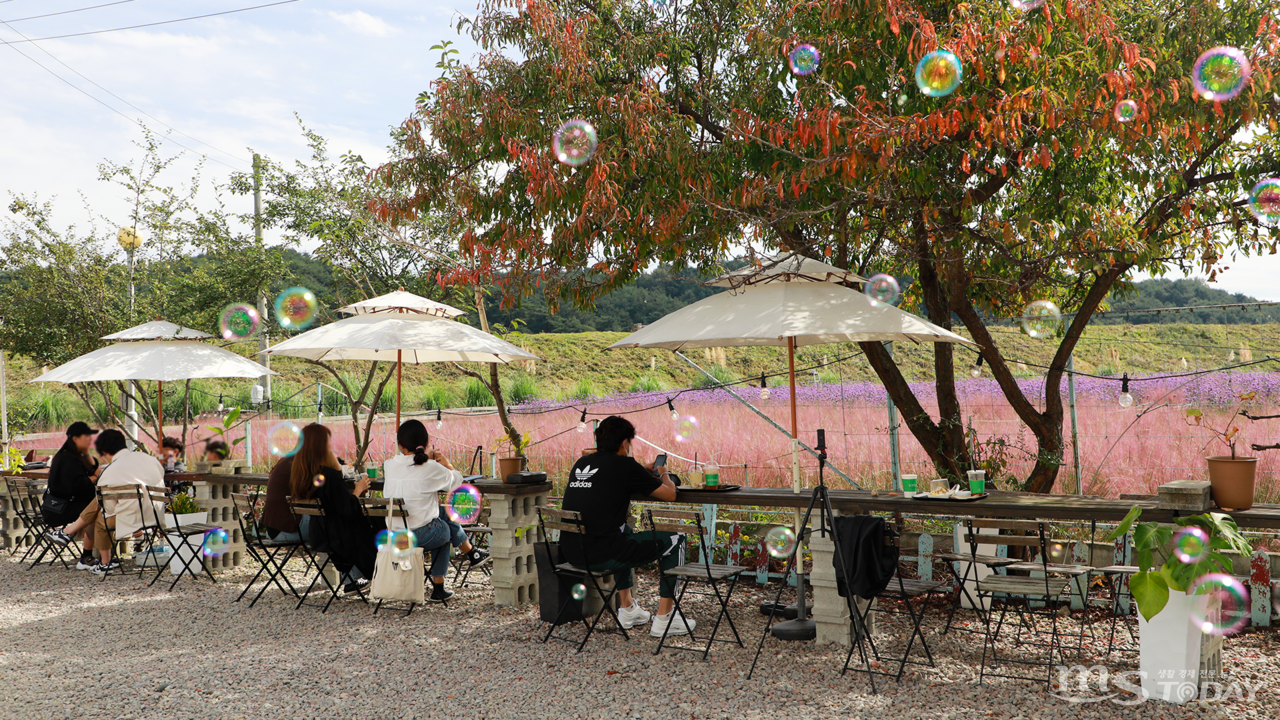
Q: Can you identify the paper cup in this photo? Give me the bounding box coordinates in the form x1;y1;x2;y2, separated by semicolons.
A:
967;470;986;494
900;474;917;493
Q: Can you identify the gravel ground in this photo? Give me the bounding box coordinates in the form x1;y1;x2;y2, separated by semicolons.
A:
1;554;1277;719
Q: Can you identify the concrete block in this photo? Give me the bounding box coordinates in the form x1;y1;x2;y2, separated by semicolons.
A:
1157;480;1213;512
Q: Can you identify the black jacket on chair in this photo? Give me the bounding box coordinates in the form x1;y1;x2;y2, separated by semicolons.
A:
831;515;900;599
310;466;381;580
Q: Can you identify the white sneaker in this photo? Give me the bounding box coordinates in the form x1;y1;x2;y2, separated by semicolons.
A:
650;610;697;637
617;602;651;629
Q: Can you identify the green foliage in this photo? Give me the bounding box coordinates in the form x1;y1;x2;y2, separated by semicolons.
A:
503;375;541;405
629;374;665;393
1101;279;1280;325
1107;506;1254;621
168;492;202;515
413;384;455;411
565;377;600;400
204;406;246;455
460;377;494;408
692;365;737;389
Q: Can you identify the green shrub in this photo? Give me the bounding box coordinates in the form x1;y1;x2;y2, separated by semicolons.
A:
691;364;737;389
416;384;455;410
460;376;494;407
504;375;541;405
629;374;665;393
565;377;600;400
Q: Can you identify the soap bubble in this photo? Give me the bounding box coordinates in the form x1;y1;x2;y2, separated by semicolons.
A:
1192;47;1251;102
201;528;230;557
274;287;319;330
788;44;820;76
1021;300;1062;339
218;304;260;340
446;484;483;524
376;529;393;552
673;415;700;443
1248;178;1280;226
267;422;302;458
1010;0;1046;9
1048;542;1067;563
552;119;598;167
1173;526;1211;564
864;274;900;305
915;50;963;97
1188;573;1250;636
389;529;417;560
648;0;670;8
571;583;588;601
312;474;325;488
1113;99;1139;123
764;526;797;559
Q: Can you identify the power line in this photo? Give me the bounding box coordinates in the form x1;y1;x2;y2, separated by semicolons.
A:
0;17;251;166
0;0;301;44
2;1;138;23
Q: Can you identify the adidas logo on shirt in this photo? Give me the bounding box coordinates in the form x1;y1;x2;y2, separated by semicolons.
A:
568;465;598;488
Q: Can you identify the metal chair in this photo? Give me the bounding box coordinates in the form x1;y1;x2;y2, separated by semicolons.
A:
450;523;493;587
93;485;156;580
148;487;221;591
287;496;368;613
936;517;1018;635
360;497;423;616
232;492;302;606
644;508;747;660
536;506;630;653
8;477;80;569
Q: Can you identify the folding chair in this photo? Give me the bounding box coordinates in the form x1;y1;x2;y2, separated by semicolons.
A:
1002;536;1096;659
360;497;423;616
8;477;80;569
1097;563;1139;656
644;508;747;660
536;506;629;653
232;492;302;606
93;485;157;580
288;497;368;613
4;477;42;560
148;487;221;591
450;523;492;587
829;515;947;684
974;519;1072;689
936;517;1018;635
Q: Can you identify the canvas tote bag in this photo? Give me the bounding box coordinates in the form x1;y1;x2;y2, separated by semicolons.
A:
371;547;426;604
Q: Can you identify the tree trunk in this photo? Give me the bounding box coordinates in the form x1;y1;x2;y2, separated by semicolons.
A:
860;341;968;480
474;287;523;456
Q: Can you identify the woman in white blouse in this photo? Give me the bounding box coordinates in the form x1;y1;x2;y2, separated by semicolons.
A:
382;419;489;602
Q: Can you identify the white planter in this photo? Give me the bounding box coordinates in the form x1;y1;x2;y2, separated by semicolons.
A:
1138;589;1223;704
164;511;207;529
163;511;208;576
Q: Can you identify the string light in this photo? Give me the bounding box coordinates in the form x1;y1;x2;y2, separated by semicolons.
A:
577;407;588;433
217;393;224;413
970;354;984;378
667;398;678;421
436;408;443;429
759;373;770;400
1119;372;1134;408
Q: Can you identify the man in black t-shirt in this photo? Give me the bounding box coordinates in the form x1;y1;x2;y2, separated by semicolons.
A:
561;416;694;638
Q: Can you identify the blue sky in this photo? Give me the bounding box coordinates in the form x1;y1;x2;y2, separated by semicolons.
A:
2;0;1277;301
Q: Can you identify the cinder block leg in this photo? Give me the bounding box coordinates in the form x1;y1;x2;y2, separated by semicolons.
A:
811;520;874;646
488;491;544;606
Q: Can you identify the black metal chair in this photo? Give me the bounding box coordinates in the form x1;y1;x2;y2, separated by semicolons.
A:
287;496;368;613
93;485;156;580
4;476;42;560
973;519;1072;689
936;517;1018;635
536;506;629;653
232;491;302;606
450;523;492;587
360;497;423;616
644;508;747;660
148;487;221;591
9;477;80;570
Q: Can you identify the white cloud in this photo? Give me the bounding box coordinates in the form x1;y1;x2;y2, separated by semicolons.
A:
328;10;396;38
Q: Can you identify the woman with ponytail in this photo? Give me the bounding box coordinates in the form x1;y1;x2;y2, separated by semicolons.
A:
382;419;489;603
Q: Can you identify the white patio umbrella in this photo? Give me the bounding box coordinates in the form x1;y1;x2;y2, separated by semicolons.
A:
262;312;539;426
707;252;866;287
338;289;467;318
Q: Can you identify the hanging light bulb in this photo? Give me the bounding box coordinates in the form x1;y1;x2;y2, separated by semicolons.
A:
759;373;770;401
577;407;588;433
970;354;984;378
217;393;224;413
1118;373;1134;408
435;408;444;430
667;398;678;422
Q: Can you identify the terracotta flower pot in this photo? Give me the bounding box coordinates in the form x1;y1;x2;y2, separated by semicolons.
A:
498;455;526;481
1205;455;1257;510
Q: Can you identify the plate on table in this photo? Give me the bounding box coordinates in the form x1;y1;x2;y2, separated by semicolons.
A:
911;491;989;502
687;484;741;492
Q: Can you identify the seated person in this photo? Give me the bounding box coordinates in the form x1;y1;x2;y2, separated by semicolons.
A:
159;436;186;473
261;454;302;541
291;423;377;594
47;429;165;575
42;422;101;566
382;419;490;603
204;440;229;464
561;416;692;637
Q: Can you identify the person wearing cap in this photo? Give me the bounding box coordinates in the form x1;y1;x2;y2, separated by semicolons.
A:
40;422;101;564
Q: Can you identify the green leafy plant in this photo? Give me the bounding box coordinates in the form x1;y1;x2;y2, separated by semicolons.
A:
2;446;27;471
1107;505;1253;621
203;406;246;459
460;377;494;408
1186;391;1256;459
628;374;665;393
494;431;532;457
168;492;202;515
565;377;599;400
691;364;737;389
503;375;541;405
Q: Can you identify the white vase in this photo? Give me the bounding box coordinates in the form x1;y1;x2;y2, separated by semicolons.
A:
164;511;209;576
1138;589;1223;703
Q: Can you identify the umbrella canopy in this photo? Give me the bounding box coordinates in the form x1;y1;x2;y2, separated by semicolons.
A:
338;290;466;319
609;281;975;350
31;341;276;384
102;320;212;341
706;252;866;287
261;314;539;364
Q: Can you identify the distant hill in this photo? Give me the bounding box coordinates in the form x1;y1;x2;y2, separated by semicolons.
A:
1099;278;1280;324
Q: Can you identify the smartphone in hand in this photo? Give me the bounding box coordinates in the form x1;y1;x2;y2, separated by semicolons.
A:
652;453;667;476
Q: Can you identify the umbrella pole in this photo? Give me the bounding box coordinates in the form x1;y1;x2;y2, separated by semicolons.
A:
156;380;163;447
774;335;815;640
396;350;402;428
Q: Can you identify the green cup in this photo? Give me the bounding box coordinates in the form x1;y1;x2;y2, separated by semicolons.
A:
900;474;917;493
967;470;985;494
367;468;379;479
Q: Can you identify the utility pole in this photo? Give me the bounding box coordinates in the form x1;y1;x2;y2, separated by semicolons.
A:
254;153;271;411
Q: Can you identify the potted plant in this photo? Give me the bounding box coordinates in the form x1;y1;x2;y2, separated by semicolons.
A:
1107;506;1254;703
197;406;246;471
495;431;531;480
1186;391;1258;510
